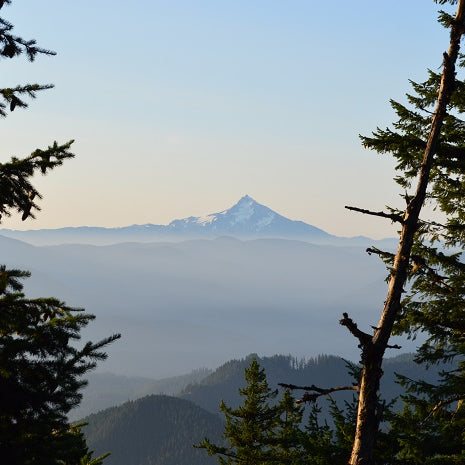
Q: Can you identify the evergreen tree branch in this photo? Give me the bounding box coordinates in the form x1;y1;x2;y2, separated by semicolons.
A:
0;140;75;221
0;1;11;12
0;84;54;116
0;15;55;61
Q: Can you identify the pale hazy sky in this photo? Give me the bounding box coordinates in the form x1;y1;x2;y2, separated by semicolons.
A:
0;1;450;237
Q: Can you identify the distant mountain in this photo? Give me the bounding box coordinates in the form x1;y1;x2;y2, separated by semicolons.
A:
168;194;330;239
82;395;221;465
0;195;359;246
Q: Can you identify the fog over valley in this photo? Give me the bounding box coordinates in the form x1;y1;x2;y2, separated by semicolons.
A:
0;231;407;378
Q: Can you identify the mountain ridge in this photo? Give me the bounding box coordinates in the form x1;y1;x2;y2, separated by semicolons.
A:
0;195;392;246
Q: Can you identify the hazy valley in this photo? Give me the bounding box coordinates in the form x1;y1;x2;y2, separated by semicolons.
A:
0;196;402;378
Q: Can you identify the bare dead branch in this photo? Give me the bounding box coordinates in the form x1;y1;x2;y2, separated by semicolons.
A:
279;382;359;404
366;247;395;260
345;205;404;224
339;312;373;347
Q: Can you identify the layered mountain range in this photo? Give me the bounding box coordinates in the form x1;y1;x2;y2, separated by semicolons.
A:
0;195;384;246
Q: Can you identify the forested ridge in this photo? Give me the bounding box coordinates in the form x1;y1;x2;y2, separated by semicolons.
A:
180;353;446;414
83;395;222;465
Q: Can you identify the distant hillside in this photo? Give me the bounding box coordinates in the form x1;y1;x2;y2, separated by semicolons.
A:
70;368;211;421
83;395;222;465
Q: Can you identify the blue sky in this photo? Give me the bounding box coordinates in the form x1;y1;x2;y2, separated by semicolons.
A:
0;0;452;237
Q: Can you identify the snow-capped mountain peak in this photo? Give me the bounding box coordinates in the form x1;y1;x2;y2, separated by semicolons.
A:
167;195;329;238
0;195;334;245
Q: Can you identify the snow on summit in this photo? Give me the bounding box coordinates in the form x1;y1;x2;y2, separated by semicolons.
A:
166;195;330;238
222;195;255;224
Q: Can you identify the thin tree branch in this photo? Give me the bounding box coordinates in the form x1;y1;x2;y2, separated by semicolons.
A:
422;395;464;424
386;343;402;349
345;205;404;224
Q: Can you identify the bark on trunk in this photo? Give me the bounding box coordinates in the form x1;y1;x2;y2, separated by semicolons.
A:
348;3;465;464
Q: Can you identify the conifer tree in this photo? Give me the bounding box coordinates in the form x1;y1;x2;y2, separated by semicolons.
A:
0;267;119;464
197;359;307;465
272;388;307;464
0;2;120;464
338;0;465;463
197;359;280;464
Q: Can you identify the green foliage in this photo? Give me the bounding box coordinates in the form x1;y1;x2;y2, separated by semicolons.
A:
0;266;120;464
197;359;394;465
0;140;75;221
198;359;283;464
273;389;306;464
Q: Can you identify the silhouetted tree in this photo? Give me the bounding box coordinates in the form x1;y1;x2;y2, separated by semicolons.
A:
0;2;120;464
0;0;75;221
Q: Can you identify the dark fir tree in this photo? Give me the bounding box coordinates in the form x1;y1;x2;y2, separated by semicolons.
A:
197;359;280;464
0;2;120;464
299;399;355;465
197;359;307;465
272;388;306;464
0;267;119;464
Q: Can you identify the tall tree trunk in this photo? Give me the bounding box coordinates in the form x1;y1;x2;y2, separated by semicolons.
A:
348;2;465;464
